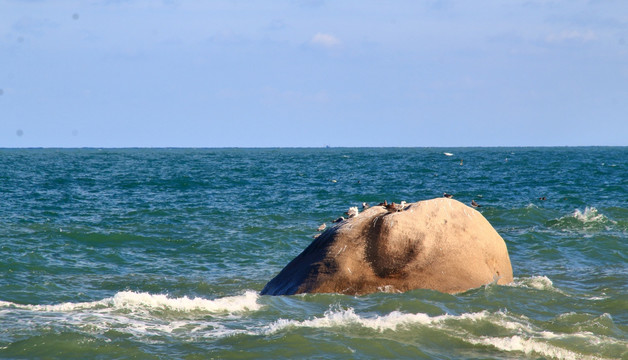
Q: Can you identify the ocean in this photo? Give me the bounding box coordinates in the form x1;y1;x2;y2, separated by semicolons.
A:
0;147;626;359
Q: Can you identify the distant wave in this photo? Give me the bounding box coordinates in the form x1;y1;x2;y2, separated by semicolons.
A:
548;207;616;231
572;207;610;223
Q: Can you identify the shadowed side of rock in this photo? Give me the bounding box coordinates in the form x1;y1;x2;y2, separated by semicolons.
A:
261;198;513;296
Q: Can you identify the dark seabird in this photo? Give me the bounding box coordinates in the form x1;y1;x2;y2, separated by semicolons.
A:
332;216;345;223
471;200;481;208
377;200;388;207
385;202;403;213
539;196;547;201
443;193;453;199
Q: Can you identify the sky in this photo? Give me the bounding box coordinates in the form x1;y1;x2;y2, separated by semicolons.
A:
1;0;627;147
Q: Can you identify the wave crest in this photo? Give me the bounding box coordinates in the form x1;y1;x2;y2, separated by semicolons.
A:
509;276;556;291
263;307;615;359
572;207;607;223
0;290;261;314
549;207;616;232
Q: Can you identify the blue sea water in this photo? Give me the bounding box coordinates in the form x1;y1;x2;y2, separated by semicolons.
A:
0;147;626;359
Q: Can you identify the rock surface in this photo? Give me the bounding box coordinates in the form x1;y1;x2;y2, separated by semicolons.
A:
261;198;513;295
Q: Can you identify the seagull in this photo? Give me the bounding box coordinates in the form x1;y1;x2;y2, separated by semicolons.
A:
471;200;481;208
362;202;370;209
345;206;359;218
443;193;453;199
317;223;326;231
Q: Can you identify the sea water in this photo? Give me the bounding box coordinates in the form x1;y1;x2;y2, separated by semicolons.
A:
0;147;626;359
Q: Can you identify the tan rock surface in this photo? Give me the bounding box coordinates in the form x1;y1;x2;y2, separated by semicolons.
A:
261;198;513;295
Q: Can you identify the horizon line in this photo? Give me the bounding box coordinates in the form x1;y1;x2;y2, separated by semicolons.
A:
1;145;626;150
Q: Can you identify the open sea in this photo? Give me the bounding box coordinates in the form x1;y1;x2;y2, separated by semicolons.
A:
0;147;626;359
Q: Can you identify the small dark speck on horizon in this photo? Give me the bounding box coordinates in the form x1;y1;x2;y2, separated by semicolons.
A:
16;129;24;137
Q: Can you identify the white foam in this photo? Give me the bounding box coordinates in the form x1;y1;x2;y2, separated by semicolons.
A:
572;207;607;223
465;335;607;360
263;308;495;334
263;308;434;334
3;296;624;357
262;307;618;359
509;276;556;291
110;290;261;313
0;291;261;314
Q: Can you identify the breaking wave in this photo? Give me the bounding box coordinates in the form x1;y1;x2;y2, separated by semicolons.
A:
548;207;616;232
1;291;624;359
0;290;261;314
508;275;557;291
263;307;618;360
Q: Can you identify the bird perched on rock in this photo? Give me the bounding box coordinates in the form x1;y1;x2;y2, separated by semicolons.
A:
345;206;359;218
378;200;388;206
317;223;326;231
385;202;403;213
332;216;345;223
471;200;481;208
443;193;453;198
362;202;370;209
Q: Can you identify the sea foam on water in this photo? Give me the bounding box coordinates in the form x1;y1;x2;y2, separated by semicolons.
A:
0;291;261;314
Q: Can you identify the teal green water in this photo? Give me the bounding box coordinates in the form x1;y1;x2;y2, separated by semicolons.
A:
0;148;626;359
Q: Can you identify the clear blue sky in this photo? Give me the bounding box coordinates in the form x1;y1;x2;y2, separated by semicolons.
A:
2;0;627;147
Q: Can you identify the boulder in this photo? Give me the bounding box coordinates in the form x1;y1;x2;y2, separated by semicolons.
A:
261;198;513;295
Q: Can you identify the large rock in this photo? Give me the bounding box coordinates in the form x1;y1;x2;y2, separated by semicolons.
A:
261;198;513;295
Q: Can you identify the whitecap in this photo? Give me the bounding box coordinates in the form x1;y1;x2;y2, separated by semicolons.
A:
0;290;261;314
263;307;493;334
443;152;454;156
261;307;619;359
549;207;617;232
572;207;607;223
109;290;261;313
464;335;608;360
0;291;263;343
508;276;557;291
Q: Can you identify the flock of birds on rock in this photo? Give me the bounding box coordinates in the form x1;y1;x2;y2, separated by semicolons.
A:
314;192;549;237
314;200;410;238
